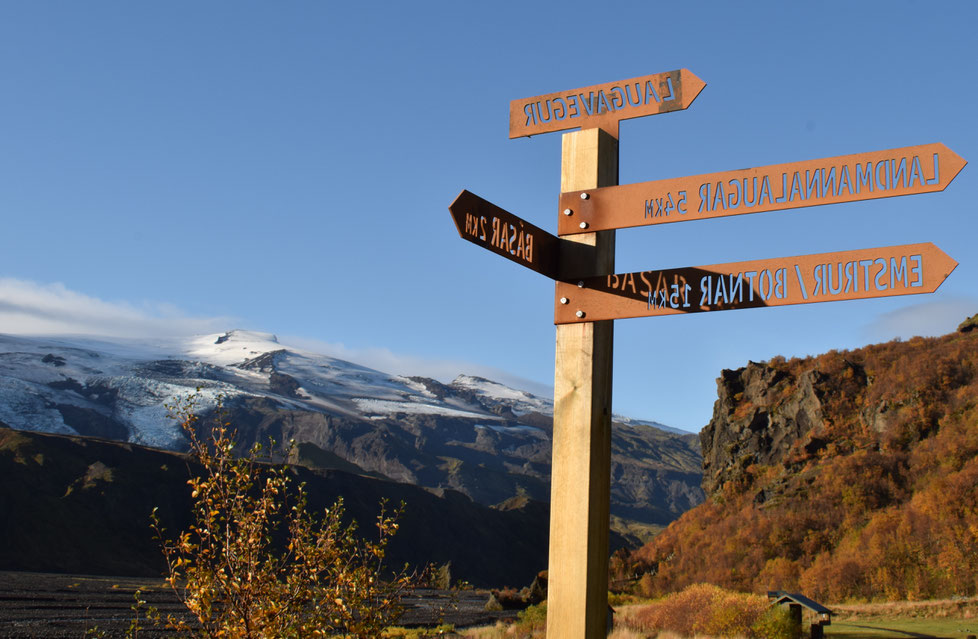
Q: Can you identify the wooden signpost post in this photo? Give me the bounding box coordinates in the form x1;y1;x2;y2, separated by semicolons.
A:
450;70;964;639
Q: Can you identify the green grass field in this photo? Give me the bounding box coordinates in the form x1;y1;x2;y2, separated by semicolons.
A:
826;597;978;639
828;618;977;639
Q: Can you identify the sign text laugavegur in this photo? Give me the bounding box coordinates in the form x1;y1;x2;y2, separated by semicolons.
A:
509;69;705;138
518;76;676;128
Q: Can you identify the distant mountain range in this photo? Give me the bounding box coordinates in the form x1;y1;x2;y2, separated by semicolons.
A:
0;329;703;533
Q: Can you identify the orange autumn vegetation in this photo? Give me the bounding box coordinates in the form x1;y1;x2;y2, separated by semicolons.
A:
626;329;978;602
620;584;798;639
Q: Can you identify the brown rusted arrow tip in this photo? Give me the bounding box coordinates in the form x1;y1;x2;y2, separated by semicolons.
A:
679;68;707;106
929;244;960;281
447;190;475;238
942;143;969;181
449;190;560;279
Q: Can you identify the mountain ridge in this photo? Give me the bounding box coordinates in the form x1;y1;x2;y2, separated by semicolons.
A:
0;329;703;532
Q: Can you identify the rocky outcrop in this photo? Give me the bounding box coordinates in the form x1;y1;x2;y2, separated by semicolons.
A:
959;313;978;333
700;361;826;496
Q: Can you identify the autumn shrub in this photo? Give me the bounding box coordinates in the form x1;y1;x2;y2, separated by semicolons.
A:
510;603;547;639
631;583;720;636
627;584;798;639
750;606;799;639
384;624;455;638
152;397;416;638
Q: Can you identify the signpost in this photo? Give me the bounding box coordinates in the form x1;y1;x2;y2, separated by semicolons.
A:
557;143;967;235
450;69;964;639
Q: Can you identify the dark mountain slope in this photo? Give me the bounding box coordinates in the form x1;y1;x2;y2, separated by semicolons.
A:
0;426;565;588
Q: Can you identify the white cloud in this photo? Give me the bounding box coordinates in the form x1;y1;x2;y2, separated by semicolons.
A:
862;297;978;341
0;278;234;338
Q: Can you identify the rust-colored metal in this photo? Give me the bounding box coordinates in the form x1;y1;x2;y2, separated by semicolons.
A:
509;69;705;140
554;243;957;324
558;143;967;235
449;190;560;279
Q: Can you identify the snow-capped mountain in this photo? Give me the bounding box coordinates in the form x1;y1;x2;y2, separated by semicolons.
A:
0;329;703;529
0;330;522;444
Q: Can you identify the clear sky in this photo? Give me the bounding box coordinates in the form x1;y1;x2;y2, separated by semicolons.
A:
0;1;975;432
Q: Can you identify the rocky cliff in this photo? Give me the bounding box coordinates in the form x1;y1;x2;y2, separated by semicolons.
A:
630;318;978;602
700;362;824;496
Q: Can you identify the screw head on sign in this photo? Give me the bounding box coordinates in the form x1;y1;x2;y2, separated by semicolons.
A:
579;222;588;229
560;297;569;305
576;310;585;318
563;208;573;216
580;193;589;200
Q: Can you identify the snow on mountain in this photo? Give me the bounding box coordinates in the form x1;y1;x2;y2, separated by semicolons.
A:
0;329;683;448
451;374;553;415
185;330;291;367
611;415;689;436
449;373;686;434
0;330;518;445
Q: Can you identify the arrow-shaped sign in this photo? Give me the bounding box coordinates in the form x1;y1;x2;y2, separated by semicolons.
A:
558;144;967;235
509;69;706;139
554;243;957;324
449;190;561;279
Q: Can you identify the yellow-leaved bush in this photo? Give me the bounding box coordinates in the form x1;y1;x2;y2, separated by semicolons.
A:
151;397;415;638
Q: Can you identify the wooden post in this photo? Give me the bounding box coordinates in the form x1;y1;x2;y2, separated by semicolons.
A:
547;127;618;639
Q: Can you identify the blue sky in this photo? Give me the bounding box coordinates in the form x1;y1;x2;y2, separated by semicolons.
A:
0;2;975;432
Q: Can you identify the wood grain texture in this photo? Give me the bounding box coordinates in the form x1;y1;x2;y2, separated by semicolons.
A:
547;127;618;639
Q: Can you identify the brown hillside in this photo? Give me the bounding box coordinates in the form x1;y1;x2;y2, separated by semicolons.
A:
627;323;978;602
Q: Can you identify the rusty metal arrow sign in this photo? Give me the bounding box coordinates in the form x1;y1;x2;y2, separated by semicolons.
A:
509;69;706;139
558;143;967;235
449;190;561;279
554;243;958;323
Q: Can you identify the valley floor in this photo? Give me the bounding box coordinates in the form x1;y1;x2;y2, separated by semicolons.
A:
0;571;514;638
826;598;978;639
